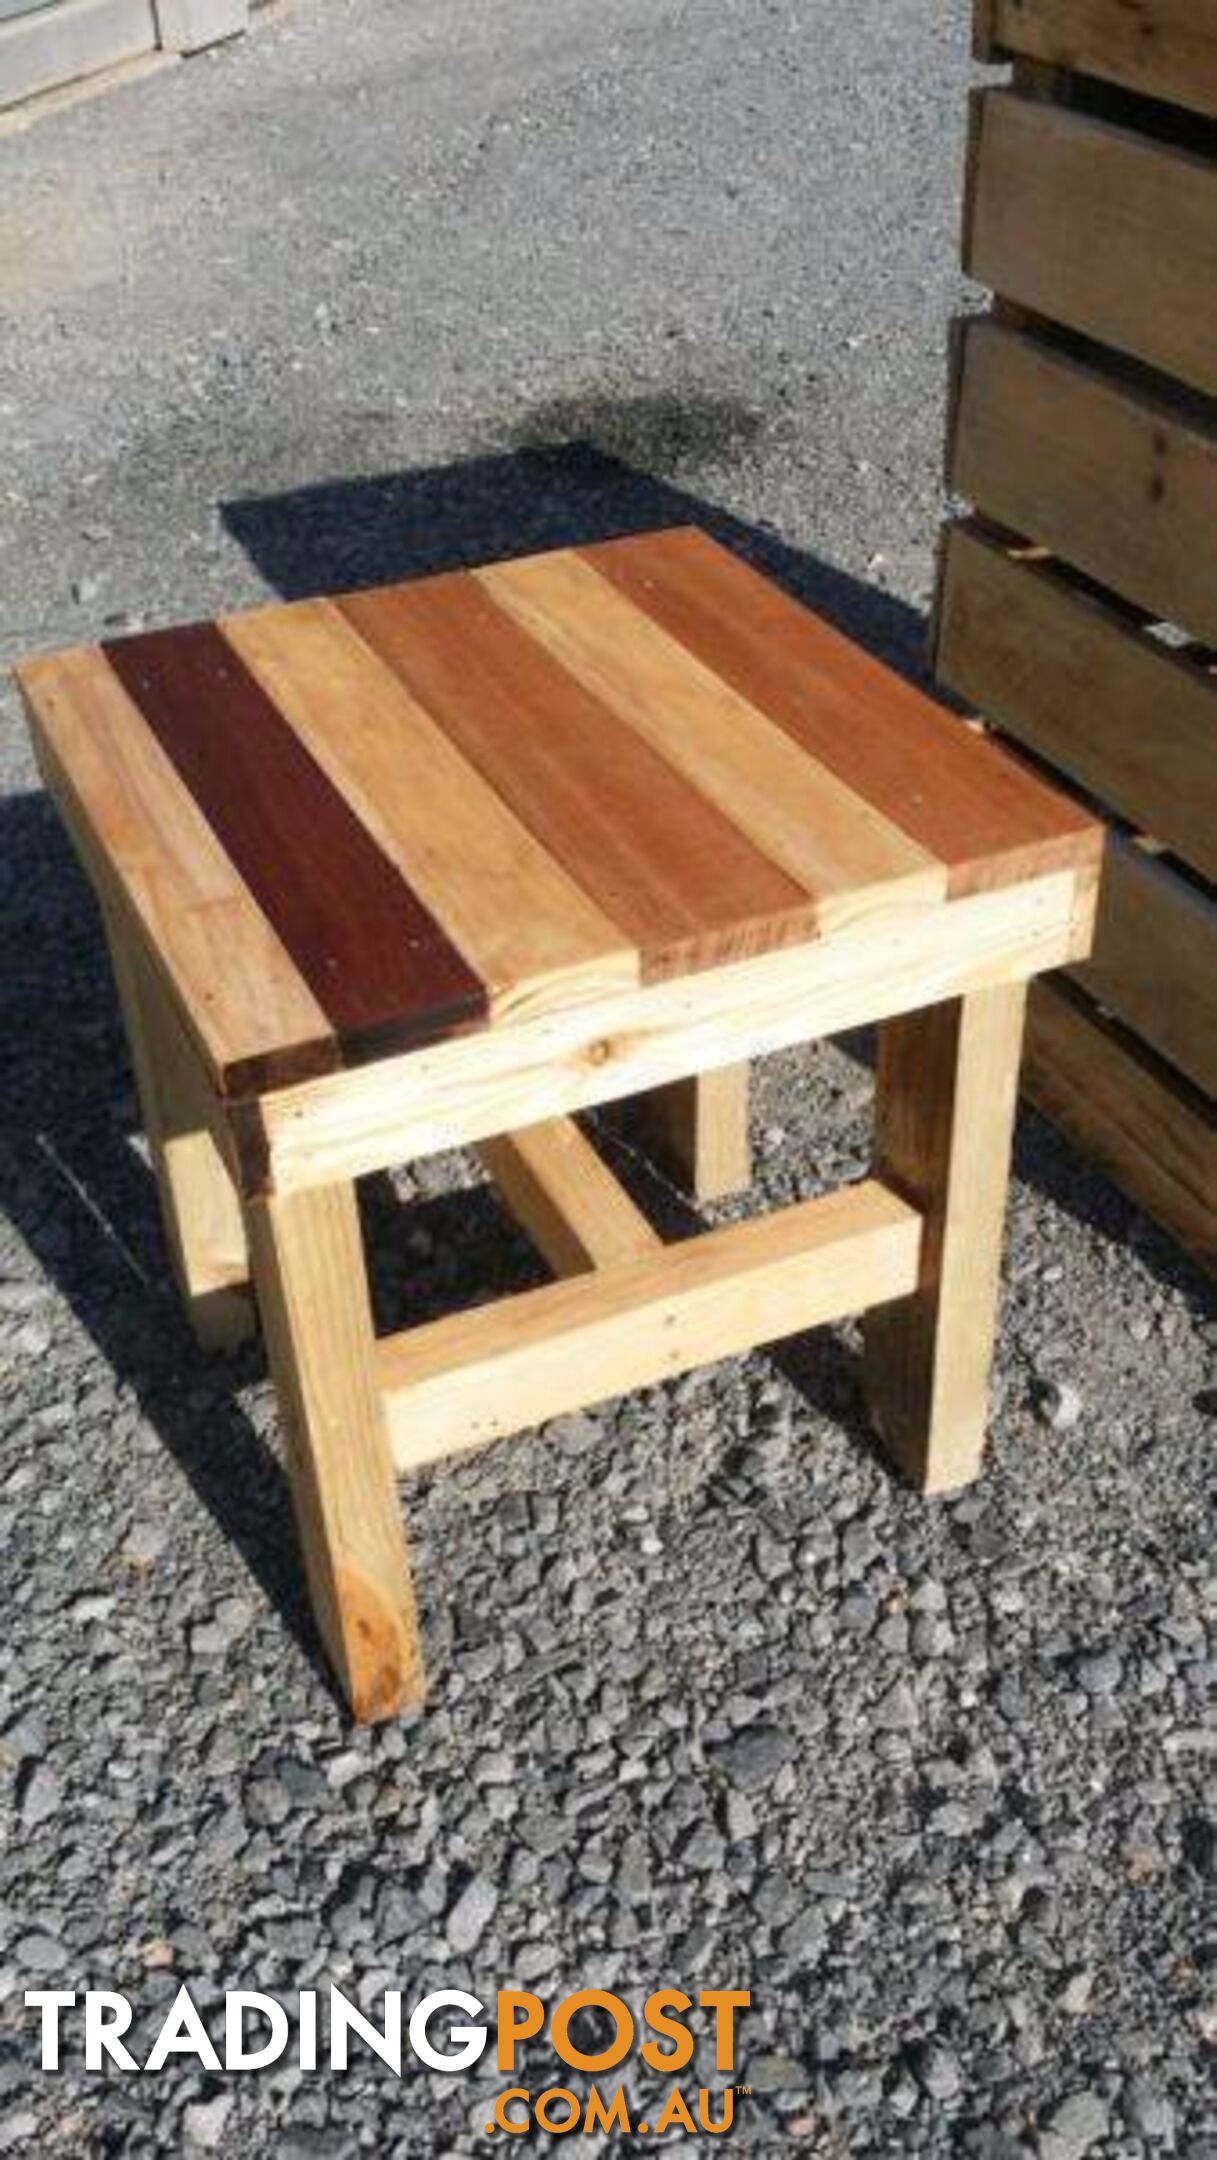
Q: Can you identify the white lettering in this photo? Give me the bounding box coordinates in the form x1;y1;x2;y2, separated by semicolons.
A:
409;1991;487;2073
143;1987;221;2073
25;1993;75;2071
225;1992;289;2071
298;1989;317;2072
85;1993;137;2072
329;1987;401;2075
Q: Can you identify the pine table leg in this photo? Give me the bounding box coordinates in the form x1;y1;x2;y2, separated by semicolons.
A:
105;916;254;1351
245;1181;425;1722
863;983;1027;1494
643;1065;752;1202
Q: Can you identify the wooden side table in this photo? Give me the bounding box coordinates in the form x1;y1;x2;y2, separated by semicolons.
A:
17;528;1101;1721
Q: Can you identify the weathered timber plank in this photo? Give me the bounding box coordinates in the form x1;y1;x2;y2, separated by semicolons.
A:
978;0;1217;122
950;320;1217;647
1026;979;1217;1276
936;524;1217;886
968;90;1217;398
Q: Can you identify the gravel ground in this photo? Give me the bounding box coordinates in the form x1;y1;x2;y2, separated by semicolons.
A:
1;0;1214;2152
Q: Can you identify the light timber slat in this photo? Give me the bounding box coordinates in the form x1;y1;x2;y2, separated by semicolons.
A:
641;1067;752;1203
977;0;1217;121
951;319;1217;648
246;1181;425;1721
105;912;254;1351
477;551;948;928
863;985;1028;1494
477;1118;660;1277
380;1181;922;1469
243;870;1096;1199
1026;980;1217;1276
967;91;1217;400
1073;838;1217;1101
16;647;337;1094
936;524;1217;884
100;893;244;1188
222;601;637;1024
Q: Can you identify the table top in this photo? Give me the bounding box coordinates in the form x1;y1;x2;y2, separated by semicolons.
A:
17;526;1099;1096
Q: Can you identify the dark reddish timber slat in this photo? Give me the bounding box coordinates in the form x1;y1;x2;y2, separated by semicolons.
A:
585;527;1099;895
339;576;820;976
102;623;488;1068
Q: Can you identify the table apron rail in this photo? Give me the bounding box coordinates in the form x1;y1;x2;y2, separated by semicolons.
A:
233;867;1094;1196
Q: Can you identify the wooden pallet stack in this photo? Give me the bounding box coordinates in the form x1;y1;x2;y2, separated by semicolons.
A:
934;0;1217;1274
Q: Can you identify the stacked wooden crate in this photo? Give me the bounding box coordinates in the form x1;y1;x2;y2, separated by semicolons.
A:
935;0;1217;1274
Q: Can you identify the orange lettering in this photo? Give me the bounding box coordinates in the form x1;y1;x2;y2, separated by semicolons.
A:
700;2087;736;2133
493;2088;530;2134
550;1990;634;2073
699;1990;749;2074
536;2087;581;2134
586;2085;631;2132
497;1993;544;2073
641;1989;693;2073
655;2086;696;2132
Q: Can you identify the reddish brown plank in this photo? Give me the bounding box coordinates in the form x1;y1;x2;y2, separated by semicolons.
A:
338;575;820;976
585;527;1099;895
103;624;487;1065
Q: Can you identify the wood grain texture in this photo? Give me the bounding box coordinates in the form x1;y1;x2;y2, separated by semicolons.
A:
936;524;1217;884
380;1181;922;1468
863;984;1028;1493
17;645;338;1094
340;575;818;978
103;622;487;1066
478;1118;660;1276
967;91;1217;399
1027;979;1217;1275
244;869;1096;1198
1075;838;1217;1099
585;526;1099;896
222;599;636;1023
245;1180;424;1722
950;319;1217;646
640;1067;752;1203
21;528;1101;1114
477;549;949;928
981;0;1217;120
106;910;254;1350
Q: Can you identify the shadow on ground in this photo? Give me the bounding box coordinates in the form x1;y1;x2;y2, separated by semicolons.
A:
2;430;1209;1705
0;786;337;1691
222;415;928;675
